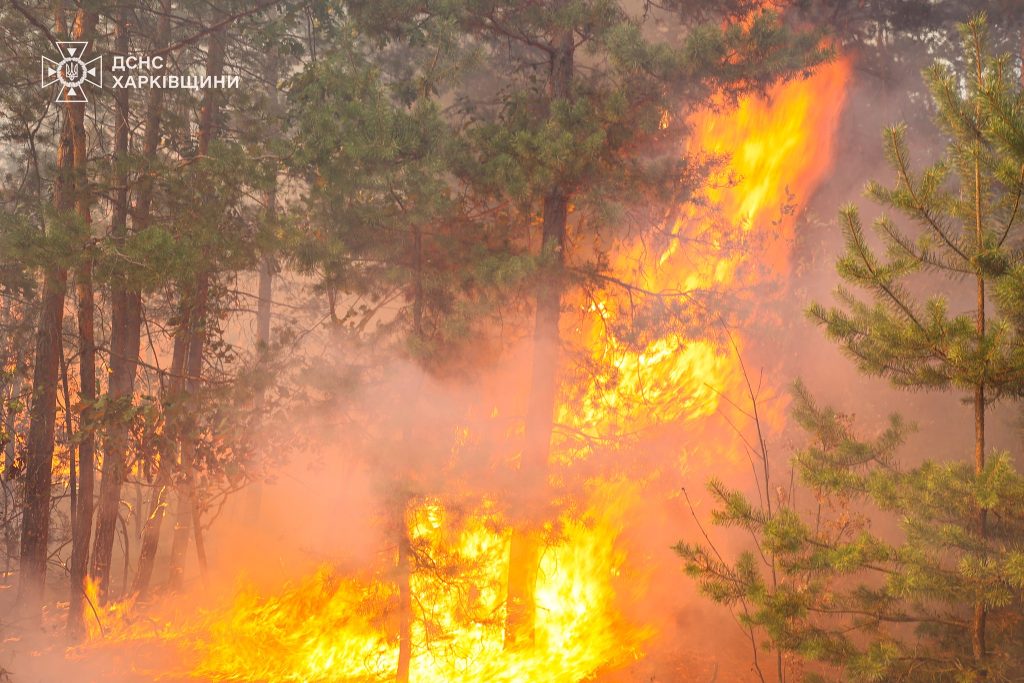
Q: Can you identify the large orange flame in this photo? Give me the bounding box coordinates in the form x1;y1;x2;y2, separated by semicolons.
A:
567;57;851;442
65;58;851;682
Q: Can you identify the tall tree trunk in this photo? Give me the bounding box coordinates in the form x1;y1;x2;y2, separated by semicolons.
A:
166;284;209;590
395;496;413;683
2;370;21;576
504;26;573;648
71;8;130;631
393;392;421;681
971;53;988;677
18;269;67;616
67;139;98;636
243;255;273;524
88;16;133;601
107;0;171;599
133;327;187;598
245;48;281;525
18;7;95;619
167;25;225;589
1;293;23;576
395;207;428;680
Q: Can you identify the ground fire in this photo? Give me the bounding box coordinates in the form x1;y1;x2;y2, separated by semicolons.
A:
54;55;849;683
3;4;1023;683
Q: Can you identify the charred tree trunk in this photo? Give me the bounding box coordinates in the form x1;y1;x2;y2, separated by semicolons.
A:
504;26;573;649
18;7;95;618
131;470;170;598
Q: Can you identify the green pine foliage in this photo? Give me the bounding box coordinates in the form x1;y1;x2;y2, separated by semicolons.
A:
678;380;1024;681
808;16;1024;397
678;15;1024;682
302;1;831;376
286;21;498;372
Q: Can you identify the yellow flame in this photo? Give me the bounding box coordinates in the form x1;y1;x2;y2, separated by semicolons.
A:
79;575;138;642
69;58;851;682
564;58;851;441
72;482;644;683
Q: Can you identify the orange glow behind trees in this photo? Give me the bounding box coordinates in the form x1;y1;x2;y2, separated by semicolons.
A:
68;56;851;683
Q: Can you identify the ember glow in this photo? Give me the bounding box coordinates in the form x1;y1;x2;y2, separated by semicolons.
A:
59;58;851;682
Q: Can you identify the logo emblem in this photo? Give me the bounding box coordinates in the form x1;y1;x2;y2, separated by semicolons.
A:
41;41;102;103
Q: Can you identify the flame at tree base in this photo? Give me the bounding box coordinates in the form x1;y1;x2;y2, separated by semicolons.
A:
69;480;647;683
59;57;851;683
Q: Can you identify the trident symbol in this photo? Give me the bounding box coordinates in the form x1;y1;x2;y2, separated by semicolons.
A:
41;41;102;103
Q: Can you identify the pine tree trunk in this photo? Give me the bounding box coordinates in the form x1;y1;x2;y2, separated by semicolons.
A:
2;370;21;576
972;194;987;675
90;5;168;601
88;198;129;589
70;10;129;630
132;327;188;597
504;25;573;648
68;11;99;619
68;252;96;631
18;270;67;616
166;282;209;589
246;49;280;524
131;472;170;599
395;220;425;680
105;0;168;598
394;398;420;681
18;7;95;618
166;24;225;589
972;380;986;670
971;56;988;673
244;259;273;524
127;0;172;595
1;294;23;577
395;505;413;683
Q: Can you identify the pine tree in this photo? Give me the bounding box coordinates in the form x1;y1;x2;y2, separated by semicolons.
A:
348;0;829;647
678;14;1024;681
335;0;834;653
286;17;491;679
808;14;1024;670
15;4;97;620
101;0;175;603
0;0;60;590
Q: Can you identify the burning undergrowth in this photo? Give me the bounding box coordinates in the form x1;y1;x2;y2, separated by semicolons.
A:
22;56;857;683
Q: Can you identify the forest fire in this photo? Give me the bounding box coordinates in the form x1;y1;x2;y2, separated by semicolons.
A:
57;57;851;682
569;56;851;435
190;482;644;683
4;4;1022;681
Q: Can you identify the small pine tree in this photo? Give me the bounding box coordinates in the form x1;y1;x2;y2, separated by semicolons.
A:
678;14;1024;682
